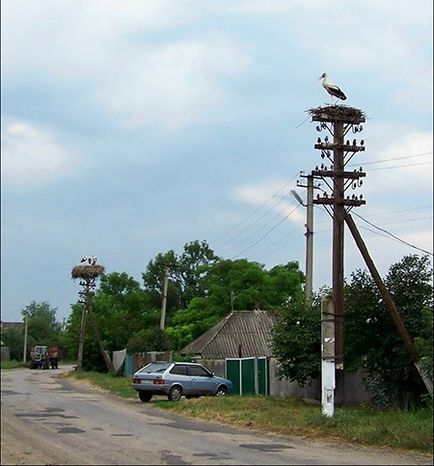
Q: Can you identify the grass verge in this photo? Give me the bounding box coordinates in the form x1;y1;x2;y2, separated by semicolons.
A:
0;360;27;370
65;370;433;454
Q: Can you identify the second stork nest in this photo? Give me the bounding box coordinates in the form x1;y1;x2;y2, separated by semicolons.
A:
71;265;105;280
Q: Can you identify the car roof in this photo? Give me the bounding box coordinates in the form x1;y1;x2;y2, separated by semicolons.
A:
173;362;202;365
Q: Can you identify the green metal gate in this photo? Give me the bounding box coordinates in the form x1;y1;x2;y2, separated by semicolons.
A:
257;357;270;395
225;357;270;396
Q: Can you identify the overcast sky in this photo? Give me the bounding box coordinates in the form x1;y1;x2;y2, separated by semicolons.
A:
1;0;432;324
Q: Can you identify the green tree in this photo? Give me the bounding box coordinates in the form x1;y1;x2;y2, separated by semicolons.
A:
142;240;219;313
345;254;433;409
63;273;159;371
165;259;305;350
272;290;325;386
1;328;24;361
178;240;219;306
142;249;180;311
273;255;432;409
22;301;63;350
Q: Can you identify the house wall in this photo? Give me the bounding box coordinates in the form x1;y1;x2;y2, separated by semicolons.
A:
196;357;371;406
1;346;10;362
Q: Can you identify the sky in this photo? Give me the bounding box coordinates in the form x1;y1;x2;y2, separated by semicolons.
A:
1;0;433;324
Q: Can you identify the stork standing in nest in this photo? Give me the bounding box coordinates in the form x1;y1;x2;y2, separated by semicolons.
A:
319;72;347;103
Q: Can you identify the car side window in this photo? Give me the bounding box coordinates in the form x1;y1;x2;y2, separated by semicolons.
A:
170;364;187;375
187;365;210;377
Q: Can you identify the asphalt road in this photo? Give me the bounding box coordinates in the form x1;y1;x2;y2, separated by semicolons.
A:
1;366;431;465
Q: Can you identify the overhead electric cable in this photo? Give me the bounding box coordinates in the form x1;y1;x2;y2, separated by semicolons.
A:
352;212;433;256
233;204;302;259
226;190;301;247
367;161;432;171
231;197;300;248
210;173;299;244
347;151;432;167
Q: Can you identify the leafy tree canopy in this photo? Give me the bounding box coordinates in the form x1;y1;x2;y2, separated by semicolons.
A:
272;254;433;409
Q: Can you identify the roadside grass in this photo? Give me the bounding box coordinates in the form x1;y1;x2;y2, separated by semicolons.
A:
0;360;26;370
66;370;136;398
65;370;433;453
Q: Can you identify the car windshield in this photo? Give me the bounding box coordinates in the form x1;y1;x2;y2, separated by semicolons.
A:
138;362;171;374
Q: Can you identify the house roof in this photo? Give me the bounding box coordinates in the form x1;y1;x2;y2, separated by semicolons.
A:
180;310;277;359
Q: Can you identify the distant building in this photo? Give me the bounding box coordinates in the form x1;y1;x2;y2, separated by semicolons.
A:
1;321;25;362
1;321;25;333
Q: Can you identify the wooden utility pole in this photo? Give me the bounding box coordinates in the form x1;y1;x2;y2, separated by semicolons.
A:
72;257;113;372
309;105;366;368
160;266;169;330
77;302;87;371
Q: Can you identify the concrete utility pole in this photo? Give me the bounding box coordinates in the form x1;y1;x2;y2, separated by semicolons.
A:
160;266;169;330
22;311;28;364
293;174;315;305
321;297;335;417
309;106;366;369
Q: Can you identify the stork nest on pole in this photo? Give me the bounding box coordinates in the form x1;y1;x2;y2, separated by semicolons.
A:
71;265;105;280
307;105;365;123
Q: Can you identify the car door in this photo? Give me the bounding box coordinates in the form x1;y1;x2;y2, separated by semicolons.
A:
187;364;215;395
168;364;191;394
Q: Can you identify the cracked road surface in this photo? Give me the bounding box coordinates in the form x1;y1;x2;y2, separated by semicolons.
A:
1;367;431;465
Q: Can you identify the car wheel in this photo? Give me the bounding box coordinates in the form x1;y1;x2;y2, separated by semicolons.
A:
168;386;182;402
138;391;152;402
216;385;228;396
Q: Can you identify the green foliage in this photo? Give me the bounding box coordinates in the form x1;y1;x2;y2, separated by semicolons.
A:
23;301;63;349
272;254;433;410
142;240;219;313
165;258;305;350
1;328;24;360
63;272;162;371
0;360;26;369
1;301;63;361
127;327;169;353
345;254;433;409
272;292;322;386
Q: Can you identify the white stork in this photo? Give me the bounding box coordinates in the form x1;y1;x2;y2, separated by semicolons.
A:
80;256;88;264
319;72;347;102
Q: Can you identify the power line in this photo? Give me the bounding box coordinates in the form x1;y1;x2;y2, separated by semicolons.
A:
352;212;433;256
358;205;432;217
233;204;303;259
368;161;432;171
209;173;299;245
231;197;300;248
347;151;432;167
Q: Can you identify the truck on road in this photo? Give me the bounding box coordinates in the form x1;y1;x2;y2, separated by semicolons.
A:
29;346;64;369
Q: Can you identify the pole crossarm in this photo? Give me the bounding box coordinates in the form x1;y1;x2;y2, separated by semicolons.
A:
314;143;365;153
313;198;366;207
311;169;366;179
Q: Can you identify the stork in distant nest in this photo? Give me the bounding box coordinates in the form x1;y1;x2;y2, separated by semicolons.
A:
319;72;347;103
